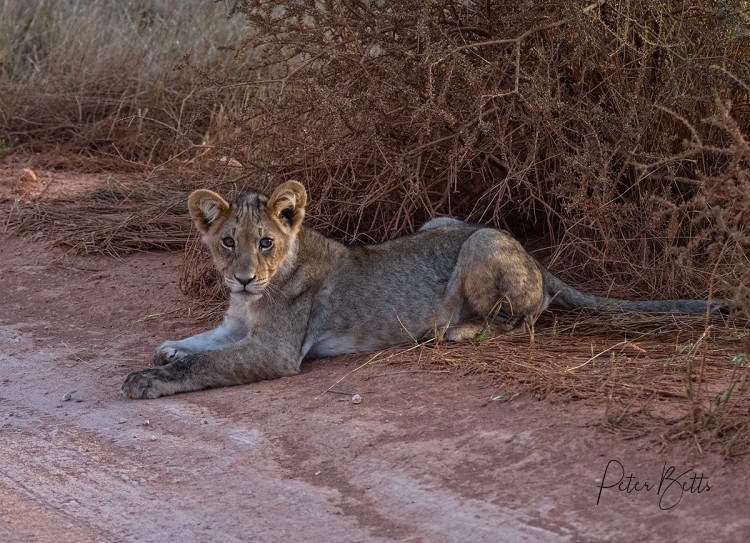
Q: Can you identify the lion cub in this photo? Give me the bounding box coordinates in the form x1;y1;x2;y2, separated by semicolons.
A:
122;181;726;399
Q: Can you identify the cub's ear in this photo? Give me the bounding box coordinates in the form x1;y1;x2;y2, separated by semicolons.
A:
187;189;230;234
268;180;307;230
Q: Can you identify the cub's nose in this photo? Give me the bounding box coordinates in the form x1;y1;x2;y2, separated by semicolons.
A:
234;274;256;287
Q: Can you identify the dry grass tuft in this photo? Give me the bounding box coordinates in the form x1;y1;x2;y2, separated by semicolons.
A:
0;0;255;166
6;176;192;256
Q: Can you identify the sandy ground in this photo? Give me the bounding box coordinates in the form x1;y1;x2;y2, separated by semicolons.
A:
1;172;749;541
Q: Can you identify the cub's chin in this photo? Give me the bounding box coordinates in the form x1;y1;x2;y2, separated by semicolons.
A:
230;290;263;302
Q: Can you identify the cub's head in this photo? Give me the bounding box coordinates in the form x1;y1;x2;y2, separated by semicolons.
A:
187;180;307;297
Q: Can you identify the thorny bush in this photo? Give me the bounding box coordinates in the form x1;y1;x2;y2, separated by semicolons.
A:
193;0;749;315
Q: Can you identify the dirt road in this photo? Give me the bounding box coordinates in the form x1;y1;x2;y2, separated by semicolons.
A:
1;234;748;542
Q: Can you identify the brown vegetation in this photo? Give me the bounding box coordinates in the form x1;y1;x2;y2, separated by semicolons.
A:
377;311;749;457
205;0;750;308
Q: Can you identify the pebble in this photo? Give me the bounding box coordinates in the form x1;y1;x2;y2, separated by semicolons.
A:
351;394;362;404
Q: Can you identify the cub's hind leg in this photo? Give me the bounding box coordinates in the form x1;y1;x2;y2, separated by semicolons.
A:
439;227;546;339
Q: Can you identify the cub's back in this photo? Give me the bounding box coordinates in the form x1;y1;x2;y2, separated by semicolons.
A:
305;226;480;348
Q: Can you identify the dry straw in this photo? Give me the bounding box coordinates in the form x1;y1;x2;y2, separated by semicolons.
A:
0;0;253;165
7;176;193;256
361;311;749;457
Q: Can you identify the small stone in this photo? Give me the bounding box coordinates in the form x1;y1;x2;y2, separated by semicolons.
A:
19;168;37;184
351;394;362;404
62;391;72;401
150;435;157;441
15;169;38;195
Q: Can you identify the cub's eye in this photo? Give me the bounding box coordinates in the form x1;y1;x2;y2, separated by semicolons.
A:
221;237;235;249
259;237;274;250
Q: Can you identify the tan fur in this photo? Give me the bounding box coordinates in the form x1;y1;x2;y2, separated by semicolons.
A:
122;181;727;399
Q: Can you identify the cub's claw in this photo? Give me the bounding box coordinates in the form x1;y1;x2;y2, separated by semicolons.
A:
152;349;174;367
152;345;185;366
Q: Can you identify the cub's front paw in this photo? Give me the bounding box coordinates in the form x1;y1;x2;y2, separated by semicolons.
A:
122;368;172;399
152;343;187;366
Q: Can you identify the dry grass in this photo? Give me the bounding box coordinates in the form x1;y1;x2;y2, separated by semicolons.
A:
0;0;255;166
194;0;750;311
359;311;749;458
6;176;193;255
3;1;748;312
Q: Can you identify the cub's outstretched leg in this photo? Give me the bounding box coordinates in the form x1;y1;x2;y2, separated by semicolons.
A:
122;332;303;399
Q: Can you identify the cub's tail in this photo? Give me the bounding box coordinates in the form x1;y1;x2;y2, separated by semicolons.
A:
542;269;729;317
